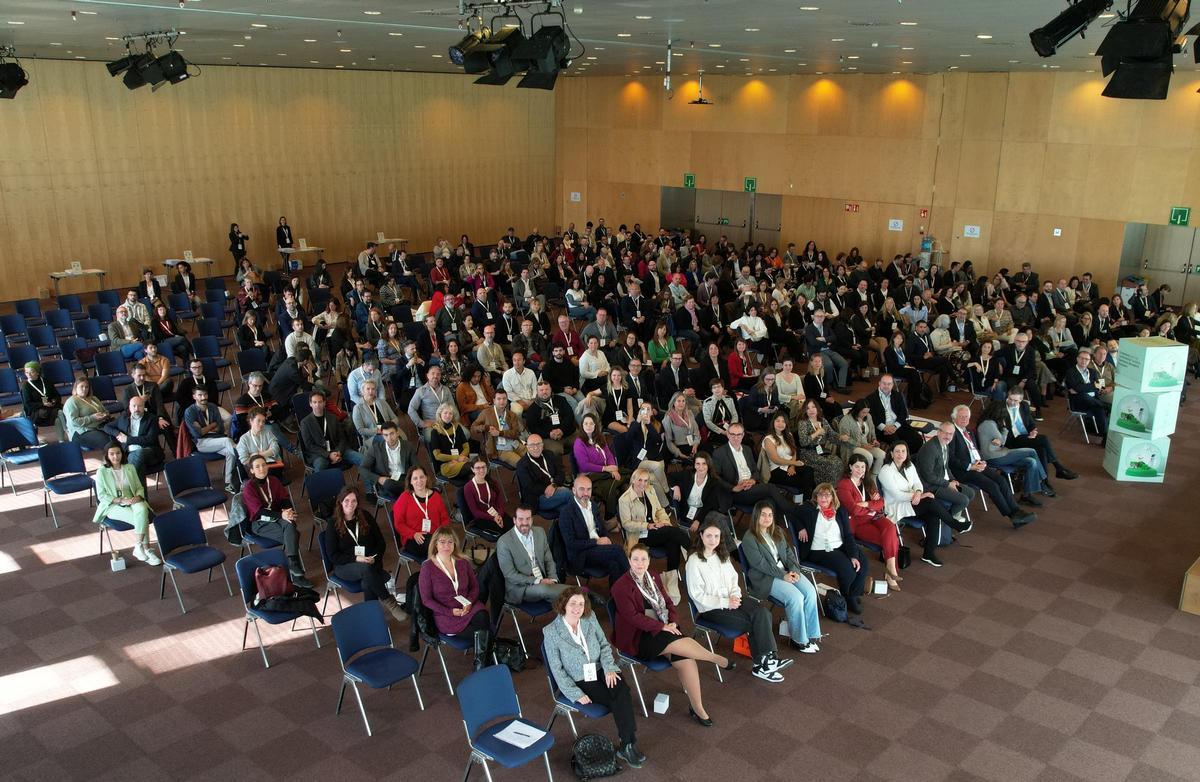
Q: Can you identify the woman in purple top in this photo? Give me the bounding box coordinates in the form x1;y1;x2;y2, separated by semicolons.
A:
417;526;492;669
573;412;631;516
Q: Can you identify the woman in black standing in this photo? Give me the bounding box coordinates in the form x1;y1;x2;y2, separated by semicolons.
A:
276;216;294;269
228;223;249;273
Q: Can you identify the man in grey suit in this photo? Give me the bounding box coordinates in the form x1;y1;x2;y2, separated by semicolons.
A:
359;420;413;503
496;506;570;605
914;422;975;519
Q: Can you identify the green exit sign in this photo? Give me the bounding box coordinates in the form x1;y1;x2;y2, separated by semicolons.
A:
683;173;695;189
744;177;757;193
1170;206;1191;226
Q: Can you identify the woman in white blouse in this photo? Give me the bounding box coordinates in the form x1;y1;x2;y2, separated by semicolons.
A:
729;303;772;361
578;335;611;394
876;440;970;568
774;358;806;422
684;521;788;683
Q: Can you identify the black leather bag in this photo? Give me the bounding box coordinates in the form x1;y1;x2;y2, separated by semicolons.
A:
492;637;527;673
823;589;849;623
897;544;911;570
571;733;623;780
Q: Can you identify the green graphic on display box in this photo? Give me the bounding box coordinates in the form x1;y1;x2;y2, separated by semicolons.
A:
1110;386;1180;440
1114;337;1188;393
1103;431;1171;483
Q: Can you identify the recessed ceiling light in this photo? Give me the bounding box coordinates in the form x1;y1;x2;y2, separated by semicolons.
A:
797;62;807;65
276;52;286;56
49;42;61;46
847;66;857;70
78;10;97;15
959;53;971;57
831;38;844;42
899;21;918;26
251;23;267;28
335;65;344;68
105;36;120;40
847;55;859;59
586;56;596;60
768;68;777;71
221;56;231;60
233;43;245;47
432;53;442;57
716;64;725;68
738;57;749;62
708;43;721;47
1008;59;1020;63
654;60;665;64
413;44;425;48
7;20;25;25
901;60;913;64
339;48;351;52
635;15;652;20
892;71;900;74
745;28;760;32
309;60;319;64
1049;64;1060;68
976;34;993;39
815;71;823;74
784;48;796;53
948;65;958;70
594;47;605;50
244;35;252;39
75;55;86;59
800;6;819;10
617;32;632;37
388;32;403;36
363;10;382;15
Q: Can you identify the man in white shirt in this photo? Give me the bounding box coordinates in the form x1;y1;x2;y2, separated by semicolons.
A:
500;350;538;415
711;423;803;528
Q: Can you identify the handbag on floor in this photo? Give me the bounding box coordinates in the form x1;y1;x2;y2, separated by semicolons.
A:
571;733;623;781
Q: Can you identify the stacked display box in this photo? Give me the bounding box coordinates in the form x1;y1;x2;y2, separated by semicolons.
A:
1103;337;1187;484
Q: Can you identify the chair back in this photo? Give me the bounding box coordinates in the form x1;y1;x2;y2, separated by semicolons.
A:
7;345;38;370
291;392;311;423
46;309;73;332
28;325;56;348
15;298;41;320
165;454;212;497
305;468;345;508
235;547;286;604
204;287;227;303
41;357;73;384
152;507;207;559
87;303;113;324
58;294;83;314
95;351;127;377
58;338;88;366
0;314;26;340
317;526;339;573
201;302;225;320
0;367;18;395
0;417;37;452
90;373;118;402
198;318;223;339
194;336;220;360
74;319;101;341
39;441;86;480
540;640;571;700
97;290;121;308
205;277;227;292
168;293;193;313
157;340;179;363
457;665;521;740
331;601;393;666
237;349;267;375
198;357;221;379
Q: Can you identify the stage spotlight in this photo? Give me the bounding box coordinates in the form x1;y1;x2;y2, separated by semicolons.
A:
157;51;190;84
1030;0;1113;57
1097;0;1190;99
513;25;570;89
449;29;490;71
121;53;156;89
106;53;138;77
472;27;526;86
0;62;28;100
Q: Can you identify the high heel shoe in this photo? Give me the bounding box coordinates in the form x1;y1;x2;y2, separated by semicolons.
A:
688;706;714;727
719;656;737;672
886;575;901;592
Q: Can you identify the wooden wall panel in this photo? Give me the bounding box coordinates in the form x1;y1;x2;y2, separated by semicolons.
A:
0;60;555;299
994;141;1046;215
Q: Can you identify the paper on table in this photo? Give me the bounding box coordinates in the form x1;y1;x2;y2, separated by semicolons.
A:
494;721;546;749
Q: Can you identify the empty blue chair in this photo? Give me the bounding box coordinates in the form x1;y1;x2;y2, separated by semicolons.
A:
197;317;234;353
39;441;94;529
164;454;228;523
45;309;75;337
0;417;39;496
88;374;125;415
7;345;39;373
542;640;611;738
236;548;321;668
1;313;30;344
15;298;45;326
0;368;22;408
58;337;94;373
168;292;196;321
198;357;232;400
456;665;554;782
74;318;104;347
56;293;87;320
331;600;424;736
87;302;113;325
153;507;232;614
497;599;552;655
606;598;672;717
318;527;363;613
96;290;121;308
40;359;75;396
387;523;425;584
28;325;62;357
94;350;132;387
304;467;345;546
155;340;188;376
200;301;235;329
237;348;267;376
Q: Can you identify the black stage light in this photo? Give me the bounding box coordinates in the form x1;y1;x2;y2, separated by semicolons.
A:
473;27;525;86
106;53;138;77
122;53;156;89
1097;0;1190;99
0;62;28;100
1102;52;1173;97
449;30;489;70
157;51;189;84
1030;0;1114;57
513;25;569;89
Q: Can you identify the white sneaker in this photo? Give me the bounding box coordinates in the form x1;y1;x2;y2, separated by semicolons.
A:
132;544;149;563
142;547;162;566
766;652;794;671
753;662;785;683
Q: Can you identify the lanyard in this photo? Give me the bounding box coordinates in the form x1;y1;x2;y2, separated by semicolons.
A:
28;378;47;398
413;492;430;522
257;479;273;506
531;455;553;481
435;556;460;593
563;617;589;658
474;478;491;508
346;519;361;547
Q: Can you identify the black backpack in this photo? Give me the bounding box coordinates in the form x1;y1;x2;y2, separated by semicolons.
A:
823;589;849;623
571;733;623;781
492;637;527;673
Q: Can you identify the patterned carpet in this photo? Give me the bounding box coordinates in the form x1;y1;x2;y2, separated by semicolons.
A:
1;389;1199;782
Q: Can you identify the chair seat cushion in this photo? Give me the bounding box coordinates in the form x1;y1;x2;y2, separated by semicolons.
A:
328;574;363;593
696;618;744;639
101;517;135;532
243;532;282;550
345;648;419;689
165;544;226;573
248;606;305;625
558;695;611;719
175;488;226;509
439;633;474;652
508;600;552;618
3;449;40;465
47;474;93;494
0;393;22;406
472;718;554;768
622;652;672;671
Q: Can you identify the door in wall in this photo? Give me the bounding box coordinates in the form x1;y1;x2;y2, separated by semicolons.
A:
1128;223;1200;307
751;194;782;251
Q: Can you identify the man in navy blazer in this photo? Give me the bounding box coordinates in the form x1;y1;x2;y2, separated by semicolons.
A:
866;374;924;453
558;474;628;582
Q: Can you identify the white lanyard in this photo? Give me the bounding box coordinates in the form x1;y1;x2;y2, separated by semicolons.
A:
532;455;553;481
435;556;460;594
563;618;589;658
346;520;361;547
251;432;267;454
257;479;273;506
414;492;431;522
28;378;47;398
475;478;491;508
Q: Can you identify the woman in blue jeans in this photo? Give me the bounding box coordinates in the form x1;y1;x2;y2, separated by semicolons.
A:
740;502;822;653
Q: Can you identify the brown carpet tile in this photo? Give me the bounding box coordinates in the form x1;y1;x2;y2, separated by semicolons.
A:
1;387;1199;782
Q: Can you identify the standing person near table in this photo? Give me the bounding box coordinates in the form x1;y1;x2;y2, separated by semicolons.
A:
276;216;294;268
228;223;249;272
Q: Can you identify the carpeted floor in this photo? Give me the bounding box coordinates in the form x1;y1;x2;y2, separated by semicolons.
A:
1;385;1199;782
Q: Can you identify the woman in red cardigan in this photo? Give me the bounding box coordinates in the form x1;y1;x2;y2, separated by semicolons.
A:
726;338;762;392
462;458;512;537
392;465;450;559
836;453;902;592
611;545;734;727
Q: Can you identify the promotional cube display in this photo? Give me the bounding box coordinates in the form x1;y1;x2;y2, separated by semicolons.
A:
1109;386;1181;440
1103;431;1171;483
1115;337;1188;393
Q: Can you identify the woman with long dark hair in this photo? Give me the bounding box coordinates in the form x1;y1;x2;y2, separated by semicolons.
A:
328;485;408;621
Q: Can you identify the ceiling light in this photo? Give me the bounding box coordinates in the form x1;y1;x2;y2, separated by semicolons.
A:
949;65;959;69
309;60;318;64
902;60;913;64
586;56;596;60
847;55;859;59
250;23;267;28
388;32;403;36
472;27;526;86
901;46;915;50
745;28;760;32
432;54;443;58
959;53;971;57
78;10;97;15
50;42;61;46
831;38;844;42
847;66;857;69
768;68;777;71
900;21;918;26
244;35;252;40
414;44;425;48
977;34;993;39
784;48;796;53
1009;59;1021;63
800;6;820;10
893;70;901;74
276;52;286;56
617;33;632;37
654;60;664;64
105;37;120;41
340;48;351;52
708;43;721;47
7;21;25;25
221;56;231;60
738;57;749;61
635;15;652;20
335;65;344;68
303;38;316;42
595;47;605;50
716;64;725;67
363;10;382;15
233;44;245;47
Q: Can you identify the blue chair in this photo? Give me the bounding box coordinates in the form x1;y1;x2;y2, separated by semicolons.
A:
40;359;75;396
88;374;125;415
155;340;188;376
7;345;39;374
201;301;235;330
27;326;61;357
58;337;93;373
94;350;132;387
236;548;321;668
1;313;30;343
304;467;345;549
164;454;228;523
99;516;135;557
87;302;113;326
74;318;104;347
547;518;610;586
97;290;122;308
45;309;76;338
0;417;40;496
682;575;739;683
194;335;233;382
199;357;233;403
15;298;46;326
153;507;233;614
456;665;554;782
39;441;94;529
237;348;267;376
605;598;672;717
388;522;425;584
541;640;611;738
197;317;234;355
497;599;553;656
331;600;424;736
56;293;87;320
168;292;197;323
318;527;363;613
0;368;23;408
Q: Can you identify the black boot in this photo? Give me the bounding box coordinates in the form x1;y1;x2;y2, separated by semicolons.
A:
617;742;646;768
473;629;492;671
287;557;313;589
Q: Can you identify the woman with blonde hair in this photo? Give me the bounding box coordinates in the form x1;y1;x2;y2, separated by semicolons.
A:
617;469;691;603
64;377;114;451
430;403;471;481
